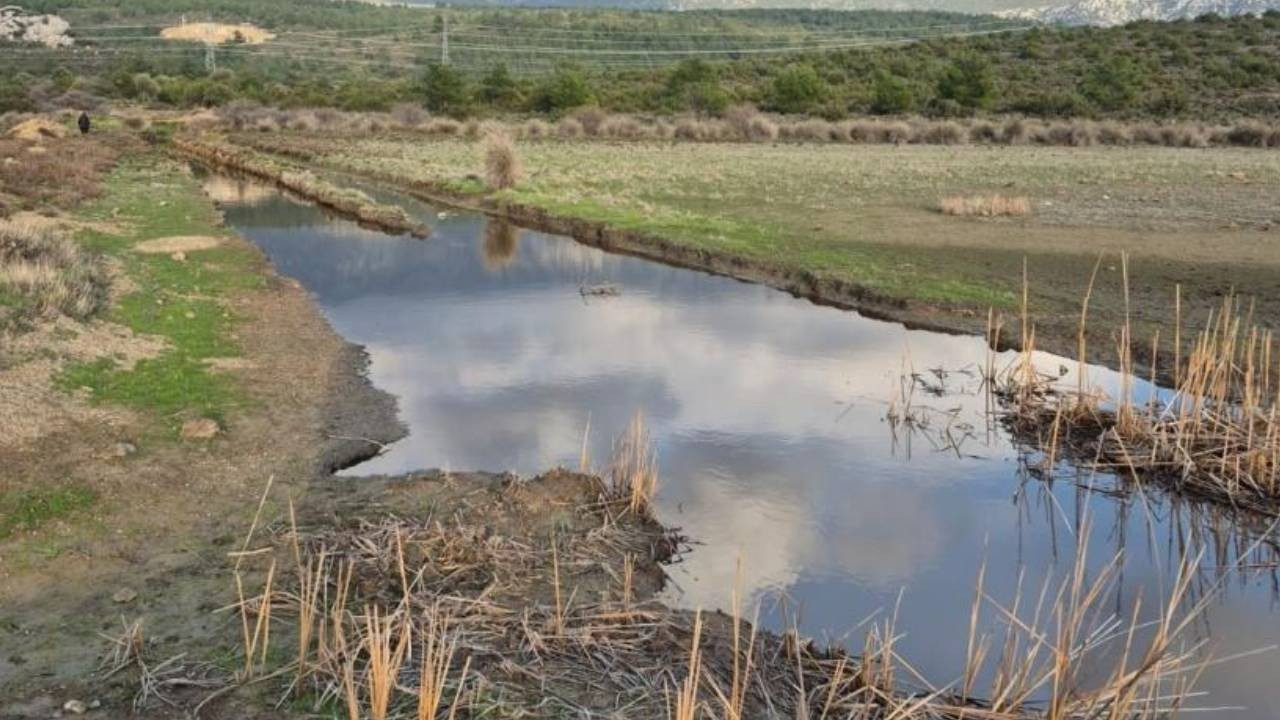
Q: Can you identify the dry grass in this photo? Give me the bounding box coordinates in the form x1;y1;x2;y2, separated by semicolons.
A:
203;463;1226;720
482;131;523;191
609;411;660;515
207;105;1280;150
0;219;108;320
998;268;1280;516
940;194;1033;218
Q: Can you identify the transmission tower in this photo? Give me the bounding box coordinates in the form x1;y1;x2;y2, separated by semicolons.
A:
441;15;449;66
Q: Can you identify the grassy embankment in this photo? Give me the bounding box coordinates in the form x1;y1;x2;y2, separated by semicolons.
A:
235;131;1280;369
0;158;261;543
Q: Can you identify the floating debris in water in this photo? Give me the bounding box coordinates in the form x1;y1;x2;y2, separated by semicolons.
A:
579;283;620;298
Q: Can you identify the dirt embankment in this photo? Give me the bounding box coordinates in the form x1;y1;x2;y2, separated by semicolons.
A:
0;159;404;715
173;137;431;239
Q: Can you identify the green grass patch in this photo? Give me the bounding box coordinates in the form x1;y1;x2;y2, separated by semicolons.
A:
54;157;265;432
0;486;96;539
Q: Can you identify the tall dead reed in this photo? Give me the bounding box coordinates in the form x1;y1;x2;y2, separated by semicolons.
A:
998;266;1280;516
609;411;660;515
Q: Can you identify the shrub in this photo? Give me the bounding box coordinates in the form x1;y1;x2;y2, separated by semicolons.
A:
573;106;607;136
556;118;584;139
1226;121;1270;146
1096;122;1132;145
920;120;964;145
483;131;522;190
968;121;1000;144
871;69;915;114
0;220;108;320
521;119;552;139
1001;117;1029;145
768;64;829;115
390;103;428;129
937;54;997;112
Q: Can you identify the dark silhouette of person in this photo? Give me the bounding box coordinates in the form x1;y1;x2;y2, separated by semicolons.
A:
77;112;90;135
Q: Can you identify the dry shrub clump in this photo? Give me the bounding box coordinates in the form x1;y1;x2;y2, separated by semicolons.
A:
389;103;428;129
520;118;552;140
940;194;1032;217
482;131;523;190
0;219;108;320
572;107;608;136
0;135;120;214
556;117;584;139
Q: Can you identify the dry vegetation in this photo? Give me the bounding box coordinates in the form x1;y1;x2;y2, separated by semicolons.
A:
0;133;121;216
0;218;108;321
997;263;1280;517
184;424;1222;720
210;103;1280;150
940;194;1032;218
481;131;522;191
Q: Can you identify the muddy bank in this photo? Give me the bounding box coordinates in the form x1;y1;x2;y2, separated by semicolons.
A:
172;137;431;239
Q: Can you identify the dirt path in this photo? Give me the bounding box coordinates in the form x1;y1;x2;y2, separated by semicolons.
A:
0;155;402;716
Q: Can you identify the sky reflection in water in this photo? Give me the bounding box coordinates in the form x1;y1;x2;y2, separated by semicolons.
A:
217;178;1280;716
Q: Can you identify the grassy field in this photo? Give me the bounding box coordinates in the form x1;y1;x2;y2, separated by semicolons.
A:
240;132;1280;366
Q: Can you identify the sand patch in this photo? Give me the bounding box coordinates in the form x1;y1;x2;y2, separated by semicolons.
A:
5;118;66;141
133;235;223;254
160;22;274;45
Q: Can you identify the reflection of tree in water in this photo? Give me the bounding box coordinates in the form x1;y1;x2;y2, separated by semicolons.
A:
481;217;521;272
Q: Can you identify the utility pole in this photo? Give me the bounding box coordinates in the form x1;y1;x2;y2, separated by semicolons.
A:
205;43;216;72
441;14;449;66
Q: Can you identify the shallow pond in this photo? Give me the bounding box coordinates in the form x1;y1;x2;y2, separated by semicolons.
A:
211;175;1280;717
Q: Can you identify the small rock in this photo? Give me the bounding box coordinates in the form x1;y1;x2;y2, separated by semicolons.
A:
180;418;221;441
183;311;196;319
63;700;86;715
170;251;187;262
112;588;137;604
88;700;101;709
110;441;137;459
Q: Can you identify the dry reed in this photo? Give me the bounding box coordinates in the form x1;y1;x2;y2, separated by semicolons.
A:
998;271;1280;516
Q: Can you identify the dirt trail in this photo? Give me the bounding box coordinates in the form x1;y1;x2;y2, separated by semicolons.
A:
0;185;402;716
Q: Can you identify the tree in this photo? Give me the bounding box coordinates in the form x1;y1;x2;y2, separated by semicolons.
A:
936;54;996;112
478;63;520;109
665;58;729;116
530;64;594;114
1080;55;1142;112
870;69;914;114
422;64;469;116
768;64;828;115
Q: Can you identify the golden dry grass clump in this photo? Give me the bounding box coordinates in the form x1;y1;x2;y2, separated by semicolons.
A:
482;131;523;191
940;194;1033;217
0;219;107;320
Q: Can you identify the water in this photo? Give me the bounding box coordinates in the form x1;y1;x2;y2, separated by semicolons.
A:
211;175;1280;717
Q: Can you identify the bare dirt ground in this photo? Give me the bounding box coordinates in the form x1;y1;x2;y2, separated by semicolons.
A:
0;142;402;715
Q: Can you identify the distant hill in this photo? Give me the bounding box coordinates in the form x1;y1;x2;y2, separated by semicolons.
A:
998;0;1280;25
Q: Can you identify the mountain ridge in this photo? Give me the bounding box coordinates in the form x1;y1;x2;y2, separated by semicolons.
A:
997;0;1280;25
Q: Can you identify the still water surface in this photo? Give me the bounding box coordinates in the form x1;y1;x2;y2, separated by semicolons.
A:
210;176;1280;717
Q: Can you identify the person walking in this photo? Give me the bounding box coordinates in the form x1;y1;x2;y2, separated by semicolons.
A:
77;111;90;135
